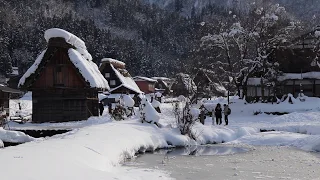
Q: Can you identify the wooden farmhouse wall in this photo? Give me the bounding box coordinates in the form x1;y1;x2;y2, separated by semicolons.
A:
26;39;100;123
99;63;122;89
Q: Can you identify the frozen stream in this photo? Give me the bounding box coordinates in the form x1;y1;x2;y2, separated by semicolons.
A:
125;145;320;180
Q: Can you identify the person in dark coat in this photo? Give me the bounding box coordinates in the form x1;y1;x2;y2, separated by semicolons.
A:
99;101;104;116
223;104;231;126
215;103;222;125
199;105;206;125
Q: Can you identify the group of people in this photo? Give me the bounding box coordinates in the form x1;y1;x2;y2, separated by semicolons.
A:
199;103;231;126
214;103;231;126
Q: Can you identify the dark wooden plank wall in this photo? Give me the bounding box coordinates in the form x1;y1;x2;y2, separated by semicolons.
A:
32;89;99;123
33;48;86;89
100;63;122;89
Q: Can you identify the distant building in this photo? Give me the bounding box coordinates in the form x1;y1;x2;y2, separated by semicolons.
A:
193;68;227;98
170;73;197;97
133;76;157;94
245;28;320;102
18;28;109;123
151;77;172;95
99;58;141;94
7;67;21;89
0;84;22;116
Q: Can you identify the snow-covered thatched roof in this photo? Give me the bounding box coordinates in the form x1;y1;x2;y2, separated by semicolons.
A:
18;28;109;90
109;63;142;94
101;58;126;68
278;72;320;81
133;76;157;83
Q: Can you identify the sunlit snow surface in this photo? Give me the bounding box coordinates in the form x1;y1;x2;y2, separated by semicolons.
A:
2;94;320;179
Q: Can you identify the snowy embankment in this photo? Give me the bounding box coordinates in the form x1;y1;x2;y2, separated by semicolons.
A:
3;94;320;179
0;128;34;146
0;119;187;180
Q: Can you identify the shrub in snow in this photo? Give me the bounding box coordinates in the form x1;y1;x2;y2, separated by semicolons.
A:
140;98;161;127
155;92;162;102
190;108;200;120
175;101;198;140
298;93;307;102
151;100;161;113
123;94;135;116
111;100;126;121
283;93;298;104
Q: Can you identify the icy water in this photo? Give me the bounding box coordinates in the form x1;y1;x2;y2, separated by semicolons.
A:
151;145;249;156
125;145;320;180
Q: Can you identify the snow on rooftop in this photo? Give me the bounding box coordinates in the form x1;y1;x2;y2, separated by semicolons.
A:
45;28;86;51
133;76;157;82
212;83;227;94
101;58;126;66
151;77;171;81
110;64;142;94
279;72;320;81
18;50;46;87
68;49;110;89
19;28;109;89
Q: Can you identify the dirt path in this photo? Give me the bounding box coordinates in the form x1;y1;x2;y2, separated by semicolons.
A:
126;146;320;180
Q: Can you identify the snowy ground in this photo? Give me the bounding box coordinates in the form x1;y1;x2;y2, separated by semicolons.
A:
1;94;320;179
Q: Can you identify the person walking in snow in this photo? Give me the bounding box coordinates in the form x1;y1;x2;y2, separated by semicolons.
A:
223;104;231;126
99;101;104;116
199;104;206;125
214;103;222;125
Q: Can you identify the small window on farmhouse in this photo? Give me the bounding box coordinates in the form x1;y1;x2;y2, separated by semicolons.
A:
110;80;116;86
105;73;110;78
148;84;154;90
54;65;64;86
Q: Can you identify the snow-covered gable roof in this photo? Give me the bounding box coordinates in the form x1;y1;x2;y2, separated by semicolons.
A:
109;64;142;94
101;58;126;67
133;76;157;83
18;28;109;90
278;72;320;81
177;73;197;91
151;77;171;81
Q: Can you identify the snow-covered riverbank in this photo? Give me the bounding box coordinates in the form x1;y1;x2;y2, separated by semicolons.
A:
2;96;320;179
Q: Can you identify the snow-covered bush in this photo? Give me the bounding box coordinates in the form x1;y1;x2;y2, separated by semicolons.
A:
175;100;198;140
283;93;298;104
123;94;135;116
152;99;161;113
111;98;126;121
298;93;308;102
140;98;161;127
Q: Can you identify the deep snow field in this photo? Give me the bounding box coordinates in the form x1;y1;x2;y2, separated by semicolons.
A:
1;94;320;180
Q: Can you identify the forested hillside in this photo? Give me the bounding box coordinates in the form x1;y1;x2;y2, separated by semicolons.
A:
0;0;318;79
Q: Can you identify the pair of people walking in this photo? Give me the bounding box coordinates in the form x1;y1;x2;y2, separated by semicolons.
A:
214;103;231;126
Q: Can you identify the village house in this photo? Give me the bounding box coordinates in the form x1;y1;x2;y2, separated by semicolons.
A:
151;77;172;95
0;85;23;117
170;73;197;97
18;28;109;123
99;58;141;95
245;28;320;102
8;67;22;89
193;68;227;98
133;76;157;94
